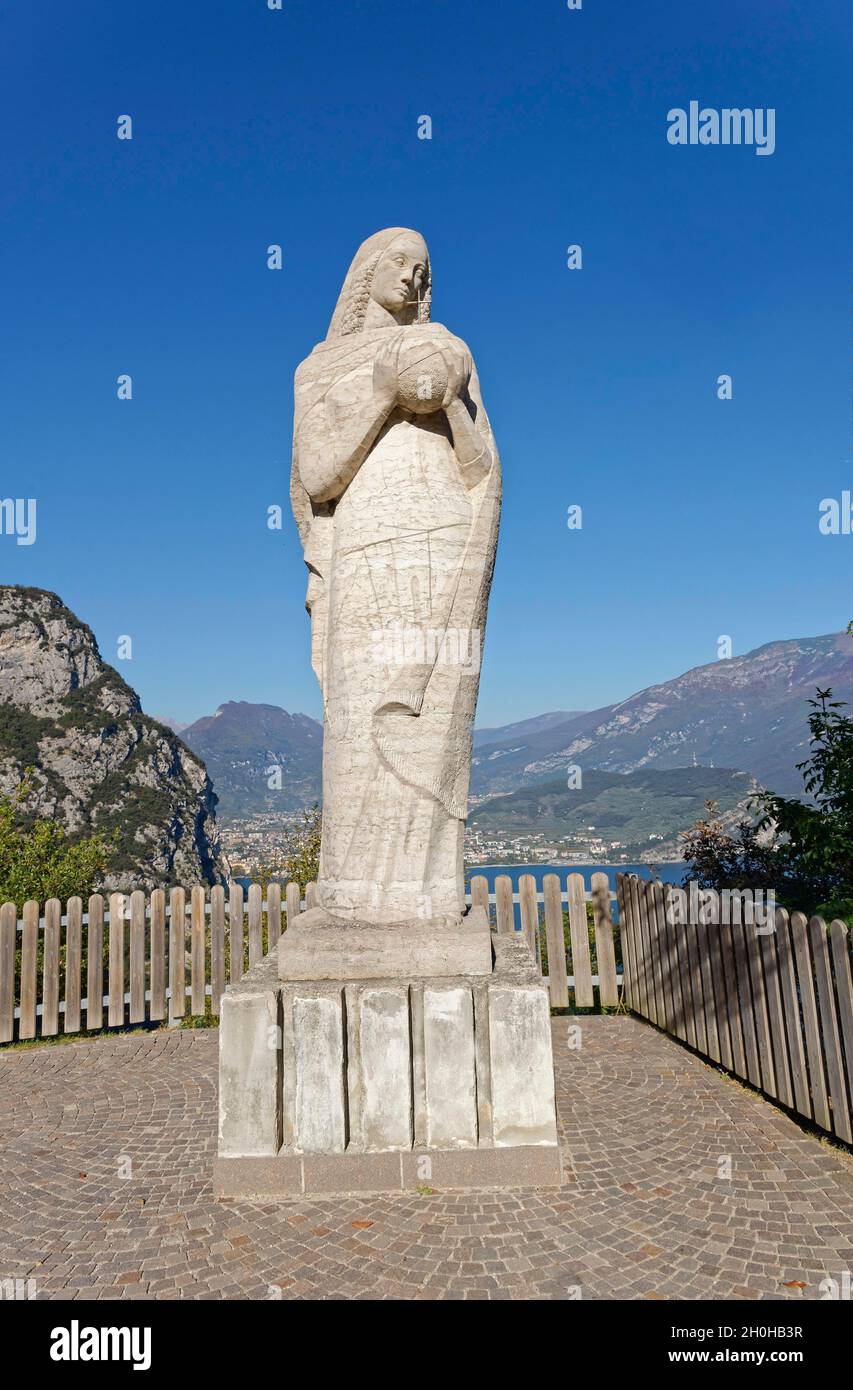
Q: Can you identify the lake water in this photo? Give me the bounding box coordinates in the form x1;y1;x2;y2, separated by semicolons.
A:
463;863;686;893
238;862;681;943
461;863;687;936
239;863;685;895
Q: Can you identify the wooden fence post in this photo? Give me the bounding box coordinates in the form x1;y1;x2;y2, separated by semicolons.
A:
706;909;732;1069
518;873;539;964
632;879;654;1025
745;913;775;1095
542;873;569;1009
229;882;244;982
567;873;593;1007
614;876;629;1005
285;881;301;930
591;872;618;1007
620;874;642;1013
248;883;263;967
696;916;720;1063
469;875;490;925
656;879;676;1029
86;894;104;1031
0;902;15;1043
758;916;793;1109
64;897;83;1035
685;907;706;1054
150;889;166;1022
719;921;744;1074
791;911;831;1132
41;898;61;1037
675;910;697;1051
730;920;760;1088
267;882;282;947
650;881;674;1035
629;877;651;1022
494;875;514;935
169;886;186;1021
108;893;125;1028
191;886;206;1015
829;920;853;1113
129;890;146;1024
655;881;683;1041
810;916;851;1144
775;908;811;1118
210;885;225;1016
19;901;38;1040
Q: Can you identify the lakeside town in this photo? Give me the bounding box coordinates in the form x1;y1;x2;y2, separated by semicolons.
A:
219;808;669;877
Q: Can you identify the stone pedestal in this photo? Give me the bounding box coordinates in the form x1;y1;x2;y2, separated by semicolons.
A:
277;905;494;980
214;924;563;1198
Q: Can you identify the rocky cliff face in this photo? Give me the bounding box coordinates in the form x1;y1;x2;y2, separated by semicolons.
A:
0;586;228;891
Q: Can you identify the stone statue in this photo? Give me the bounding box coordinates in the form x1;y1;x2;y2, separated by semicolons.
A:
217;231;559;1189
290;228;501;929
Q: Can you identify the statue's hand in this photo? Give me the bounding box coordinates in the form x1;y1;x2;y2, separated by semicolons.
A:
372;336;401;409
439;340;473;408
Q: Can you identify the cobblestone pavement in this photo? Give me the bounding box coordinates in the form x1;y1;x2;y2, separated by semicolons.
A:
0;1016;851;1300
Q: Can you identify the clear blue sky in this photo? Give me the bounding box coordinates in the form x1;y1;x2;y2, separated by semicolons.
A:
2;1;852;726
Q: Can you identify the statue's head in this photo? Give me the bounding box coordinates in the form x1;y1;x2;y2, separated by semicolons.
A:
328;228;431;338
369;232;429;318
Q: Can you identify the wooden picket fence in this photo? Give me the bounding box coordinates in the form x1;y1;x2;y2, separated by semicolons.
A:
0;871;621;1044
469;870;622;1010
4;867;851;1145
0;883;312;1043
616;873;853;1144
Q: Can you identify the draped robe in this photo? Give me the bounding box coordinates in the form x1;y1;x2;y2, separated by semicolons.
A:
291;248;501;924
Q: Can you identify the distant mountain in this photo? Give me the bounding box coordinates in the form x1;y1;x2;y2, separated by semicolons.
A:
185;702;587;820
180;702;322;819
471;633;853;800
154;714;188;734
470;766;755;861
473;711;585;748
0;586;227;891
179;632;853;826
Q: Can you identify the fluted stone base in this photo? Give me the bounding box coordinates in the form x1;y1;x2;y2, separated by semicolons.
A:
215;931;562;1197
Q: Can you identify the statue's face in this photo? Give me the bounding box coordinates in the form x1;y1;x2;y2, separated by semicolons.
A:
371;234;428;315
